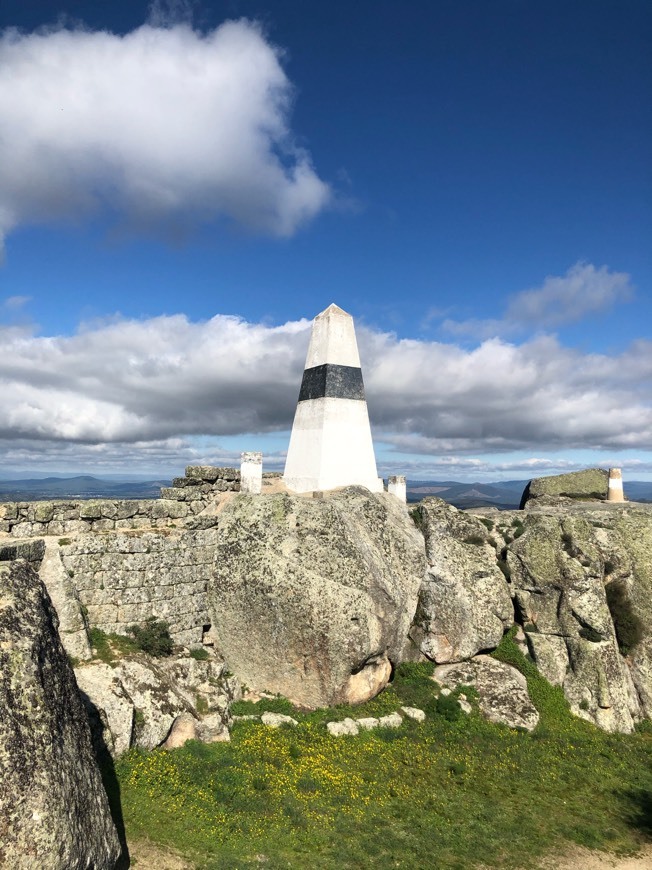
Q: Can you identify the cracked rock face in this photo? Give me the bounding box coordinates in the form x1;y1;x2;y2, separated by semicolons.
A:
0;560;121;870
208;487;426;708
434;655;540;731
507;513;641;733
75;651;237;756
409;498;513;664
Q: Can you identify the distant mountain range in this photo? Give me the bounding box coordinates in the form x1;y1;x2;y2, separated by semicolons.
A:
406;479;652;509
0;475;171;502
1;474;651;509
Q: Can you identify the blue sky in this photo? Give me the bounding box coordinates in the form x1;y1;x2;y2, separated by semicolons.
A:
0;0;650;481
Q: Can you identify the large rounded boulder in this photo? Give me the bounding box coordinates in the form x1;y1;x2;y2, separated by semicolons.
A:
208;487;426;708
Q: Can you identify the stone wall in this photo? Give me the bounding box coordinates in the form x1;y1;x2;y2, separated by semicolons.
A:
0;465;242;538
0;466;244;648
59;526;218;647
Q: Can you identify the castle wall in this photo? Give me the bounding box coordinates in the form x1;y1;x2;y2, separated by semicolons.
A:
0;466;246;647
59;527;218;647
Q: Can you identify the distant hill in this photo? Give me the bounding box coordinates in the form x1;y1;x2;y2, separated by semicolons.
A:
407;480;527;509
1;474;651;509
0;475;171;502
406;479;652;509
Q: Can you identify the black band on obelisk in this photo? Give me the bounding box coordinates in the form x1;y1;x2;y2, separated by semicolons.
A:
298;364;365;402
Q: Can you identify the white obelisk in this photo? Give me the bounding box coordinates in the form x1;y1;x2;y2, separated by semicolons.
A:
283;304;383;493
607;467;625;503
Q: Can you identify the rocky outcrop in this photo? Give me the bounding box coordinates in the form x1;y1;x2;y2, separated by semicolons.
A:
209;487;426;708
520;468;608;508
433;655;540;731
409;498;513;663
75;651;239;756
507;513;641;732
0;559;120;869
39;537;92;660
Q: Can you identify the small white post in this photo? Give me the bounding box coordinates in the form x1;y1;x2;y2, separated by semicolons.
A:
607;467;625;503
388;475;407;503
240;452;263;495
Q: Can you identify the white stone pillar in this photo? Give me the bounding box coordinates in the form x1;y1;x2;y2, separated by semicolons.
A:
283;303;383;494
607;467;625;502
387;475;407;503
240;452;263;495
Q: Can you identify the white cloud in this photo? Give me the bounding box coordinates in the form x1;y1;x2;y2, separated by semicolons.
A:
1;312;652;469
443;262;633;338
0;19;330;254
3;295;31;310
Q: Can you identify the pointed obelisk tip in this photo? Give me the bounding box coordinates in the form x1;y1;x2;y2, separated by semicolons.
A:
316;303;351;319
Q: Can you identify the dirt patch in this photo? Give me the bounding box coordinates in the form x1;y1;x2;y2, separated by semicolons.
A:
537;843;652;869
128;839;192;869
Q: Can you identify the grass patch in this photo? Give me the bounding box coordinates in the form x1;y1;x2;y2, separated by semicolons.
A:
189;647;210;661
113;648;652;867
88;627;139;664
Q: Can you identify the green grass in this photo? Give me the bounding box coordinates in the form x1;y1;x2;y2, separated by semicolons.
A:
88;627;139;664
111;645;652;869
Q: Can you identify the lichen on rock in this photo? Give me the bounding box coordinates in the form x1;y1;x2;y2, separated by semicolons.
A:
208;487;426;708
0;560;121;869
409;497;513;664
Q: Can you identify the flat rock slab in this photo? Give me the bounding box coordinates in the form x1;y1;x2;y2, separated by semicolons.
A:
327;718;359;737
261;712;298;728
433;655;540;731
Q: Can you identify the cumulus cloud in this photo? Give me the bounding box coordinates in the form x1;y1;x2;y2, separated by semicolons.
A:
1;312;652;467
443;263;633;338
0;18;330;254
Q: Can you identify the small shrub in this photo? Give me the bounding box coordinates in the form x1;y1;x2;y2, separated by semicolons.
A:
297;774;319;794
435;693;461;722
189;647;210;661
128;617;174;657
409;507;423;530
579;699;590;711
479;517;494;531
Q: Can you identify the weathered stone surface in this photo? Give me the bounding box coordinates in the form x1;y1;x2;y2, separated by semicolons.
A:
0;536;45;565
75;651;237;755
520;468;608;508
434;655;540;731
39;537;92;660
507;513;640;732
0;560;121;869
61;528;217;645
401;705;426;722
75;662;136;757
409;498;513;663
378;712;403;728
261;712;298;728
163;713;199;749
327;718;359;736
209;488;426;708
356;716;380;730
